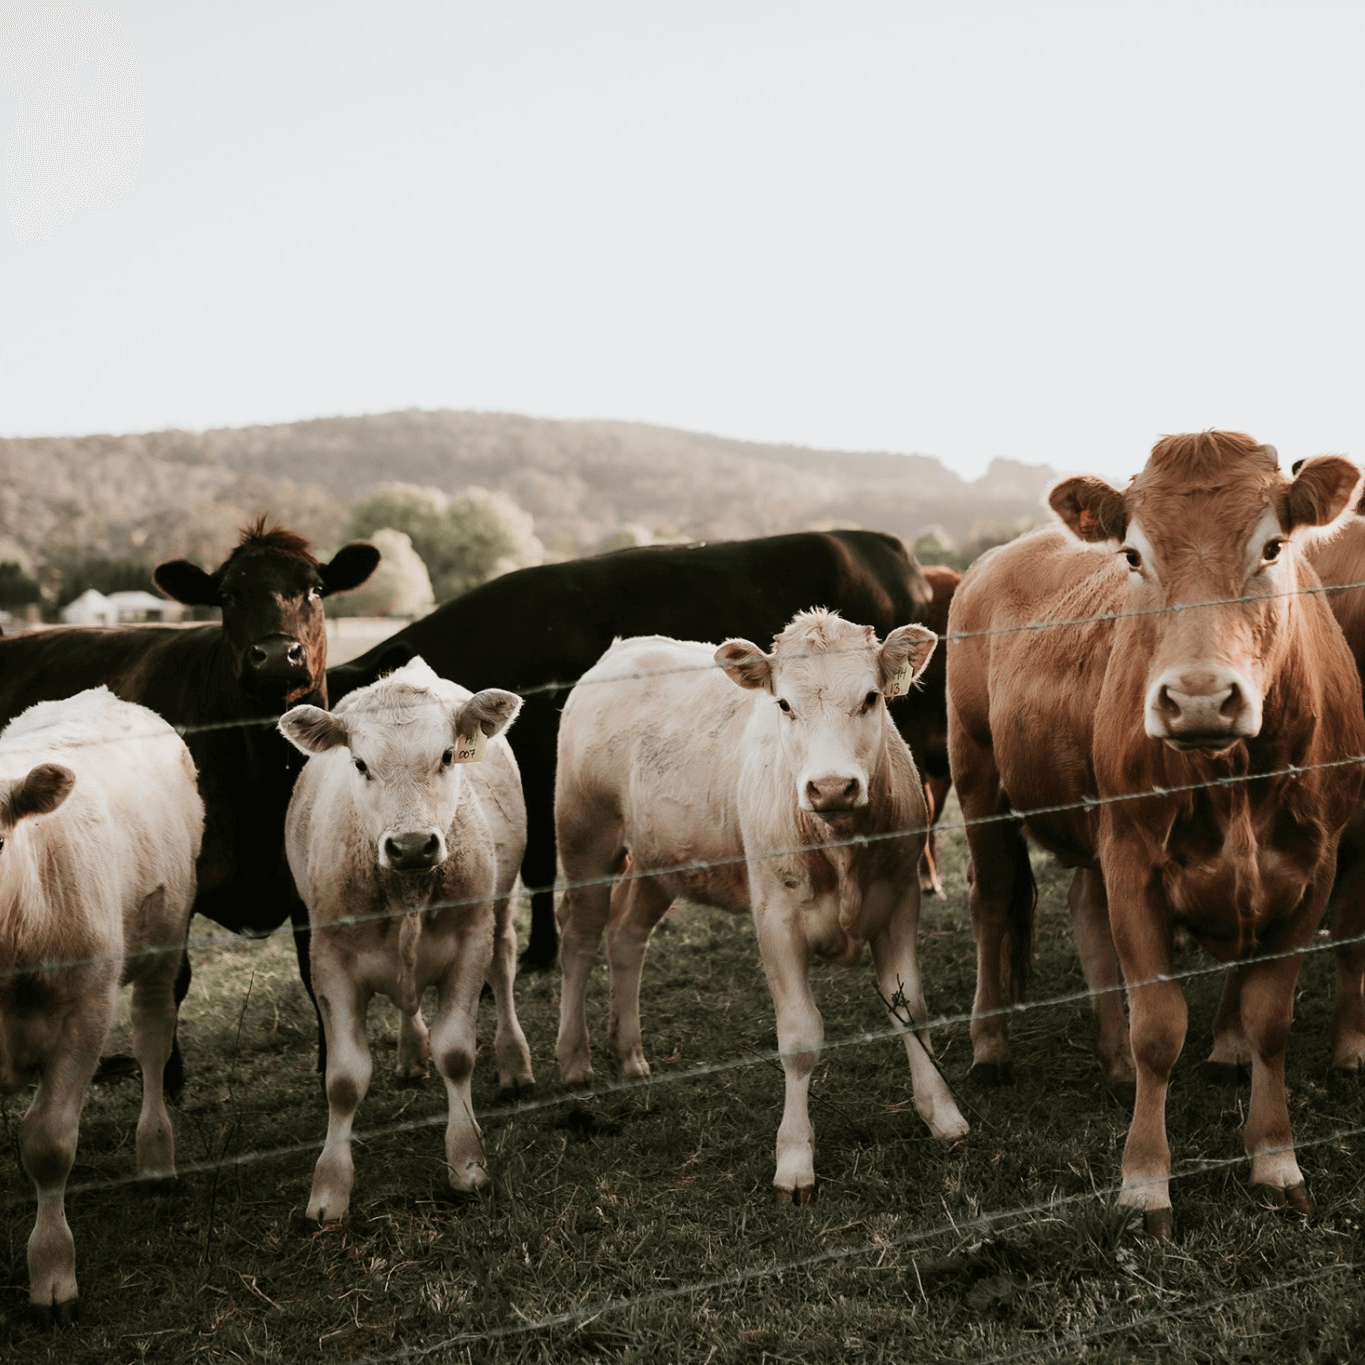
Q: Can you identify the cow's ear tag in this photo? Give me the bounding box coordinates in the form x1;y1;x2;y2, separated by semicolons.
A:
454;730;486;763
885;662;913;698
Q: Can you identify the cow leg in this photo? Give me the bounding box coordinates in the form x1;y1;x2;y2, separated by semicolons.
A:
1067;868;1135;1097
290;897;327;1089
308;969;372;1223
22;990;113;1326
965;818;1032;1084
395;1002;431;1084
918;773;951;898
1203;968;1253;1082
869;893;969;1145
1328;816;1365;1070
127;904;183;1182
519;741;560;972
1239;954;1311;1213
754;900;822;1203
605;873;673;1082
431;963;490;1194
554;827;621;1089
486;892;535;1094
1107;880;1184;1238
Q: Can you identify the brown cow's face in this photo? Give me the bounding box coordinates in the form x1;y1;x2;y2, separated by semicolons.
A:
1050;434;1362;754
155;526;380;710
717;610;937;826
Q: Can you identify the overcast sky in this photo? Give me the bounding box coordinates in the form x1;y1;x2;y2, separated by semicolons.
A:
2;1;1362;485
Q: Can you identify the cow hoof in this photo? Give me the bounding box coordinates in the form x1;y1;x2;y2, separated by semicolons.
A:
1254;1182;1313;1218
775;1183;817;1207
1107;1079;1137;1110
31;1296;79;1329
498;1080;536;1101
1198;1060;1249;1088
1144;1207;1174;1241
518;946;557;974
135;1174;180;1199
969;1061;1014;1087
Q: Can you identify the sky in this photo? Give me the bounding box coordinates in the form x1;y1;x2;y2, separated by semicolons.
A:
1;0;1363;485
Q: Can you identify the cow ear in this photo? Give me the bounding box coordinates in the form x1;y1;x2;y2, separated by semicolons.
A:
319;542;381;596
716;639;772;691
454;688;522;740
3;764;75;824
278;705;349;755
1049;476;1128;544
879;624;937;697
154;559;220;606
1279;456;1363;539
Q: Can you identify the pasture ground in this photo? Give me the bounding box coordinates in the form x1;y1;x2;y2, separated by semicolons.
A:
3;804;1365;1363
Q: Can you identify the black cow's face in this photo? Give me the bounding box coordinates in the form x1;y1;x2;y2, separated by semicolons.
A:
155;524;380;710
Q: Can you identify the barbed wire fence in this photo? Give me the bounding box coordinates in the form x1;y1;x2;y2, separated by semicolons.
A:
2;573;1365;1352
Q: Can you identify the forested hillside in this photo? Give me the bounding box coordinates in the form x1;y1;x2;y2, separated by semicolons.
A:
0;409;1057;606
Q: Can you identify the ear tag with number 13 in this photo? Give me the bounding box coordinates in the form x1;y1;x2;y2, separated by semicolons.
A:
886;662;913;698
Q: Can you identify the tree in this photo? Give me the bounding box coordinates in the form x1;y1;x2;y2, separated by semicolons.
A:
343;484;542;602
326;528;434;619
0;561;42;612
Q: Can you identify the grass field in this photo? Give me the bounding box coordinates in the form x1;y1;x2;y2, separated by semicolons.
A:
3;803;1364;1363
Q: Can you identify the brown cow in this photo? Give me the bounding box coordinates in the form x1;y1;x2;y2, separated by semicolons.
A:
1304;517;1365;1069
948;431;1364;1237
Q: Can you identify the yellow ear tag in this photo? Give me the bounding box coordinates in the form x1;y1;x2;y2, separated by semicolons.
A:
454;730;487;763
885;662;913;699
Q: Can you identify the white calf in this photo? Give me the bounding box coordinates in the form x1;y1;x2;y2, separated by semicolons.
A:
555;609;969;1202
279;657;533;1221
0;688;203;1325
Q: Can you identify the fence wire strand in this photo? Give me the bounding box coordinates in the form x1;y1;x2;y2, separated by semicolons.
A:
4;571;1365;1348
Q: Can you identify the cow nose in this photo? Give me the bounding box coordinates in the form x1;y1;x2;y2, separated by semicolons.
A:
1147;667;1260;747
805;775;863;811
384;831;442;871
248;637;306;672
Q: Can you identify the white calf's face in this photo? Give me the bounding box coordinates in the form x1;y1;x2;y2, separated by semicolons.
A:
717;611;936;821
279;659;521;874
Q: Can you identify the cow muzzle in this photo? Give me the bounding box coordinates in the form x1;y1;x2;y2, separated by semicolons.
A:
243;635;314;699
1145;666;1262;752
803;774;867;820
381;829;446;873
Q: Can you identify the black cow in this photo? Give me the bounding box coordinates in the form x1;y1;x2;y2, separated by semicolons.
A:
0;520;380;1091
328;529;936;971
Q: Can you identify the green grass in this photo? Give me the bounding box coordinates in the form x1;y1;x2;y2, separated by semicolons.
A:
3;809;1365;1362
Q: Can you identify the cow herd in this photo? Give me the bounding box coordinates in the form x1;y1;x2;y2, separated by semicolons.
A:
4;430;1365;1323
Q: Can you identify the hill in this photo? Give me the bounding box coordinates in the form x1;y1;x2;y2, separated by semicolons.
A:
0;410;1058;568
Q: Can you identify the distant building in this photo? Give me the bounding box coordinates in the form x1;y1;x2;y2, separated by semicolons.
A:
60;589;185;627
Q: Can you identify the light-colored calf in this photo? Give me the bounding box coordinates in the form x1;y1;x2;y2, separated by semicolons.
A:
279;657;532;1222
555;609;969;1202
0;687;202;1325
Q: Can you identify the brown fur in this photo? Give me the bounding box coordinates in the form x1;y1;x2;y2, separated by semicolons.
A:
950;432;1365;1229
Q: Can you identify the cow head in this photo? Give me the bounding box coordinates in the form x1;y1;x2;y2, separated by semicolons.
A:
1050;432;1362;753
155;519;380;709
716;609;936;826
278;657;521;877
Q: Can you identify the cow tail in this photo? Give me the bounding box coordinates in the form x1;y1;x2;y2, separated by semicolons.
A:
1005;828;1037;1003
395;910;423;1017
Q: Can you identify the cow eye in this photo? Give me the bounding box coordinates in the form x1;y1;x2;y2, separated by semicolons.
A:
1121;546;1142;571
1262;538;1285;564
306;586;321;601
441;748;454;767
776;698;792;715
354;757;368;777
863;690;879;710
